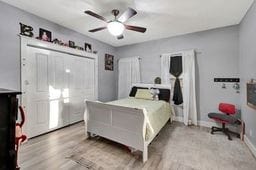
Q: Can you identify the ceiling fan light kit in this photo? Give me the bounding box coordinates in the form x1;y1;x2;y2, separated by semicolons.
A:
107;21;125;36
84;7;146;40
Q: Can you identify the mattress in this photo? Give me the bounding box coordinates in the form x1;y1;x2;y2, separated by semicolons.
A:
107;97;172;141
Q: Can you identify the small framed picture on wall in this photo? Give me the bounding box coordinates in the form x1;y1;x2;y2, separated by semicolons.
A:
105;54;114;71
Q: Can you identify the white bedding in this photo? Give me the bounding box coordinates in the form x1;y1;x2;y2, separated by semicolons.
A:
107;97;172;141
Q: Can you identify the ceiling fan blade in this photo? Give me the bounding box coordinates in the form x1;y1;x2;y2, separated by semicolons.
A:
84;10;108;22
89;27;107;32
117;35;124;40
118;7;137;23
125;25;147;33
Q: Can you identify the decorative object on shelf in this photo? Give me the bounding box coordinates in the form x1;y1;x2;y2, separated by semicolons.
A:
154;77;161;84
84;43;92;52
63;43;69;47
69;41;75;48
59;41;65;46
39;28;52;42
52;39;67;46
19;23;34;37
19;24;93;52
75;46;84;51
52;38;61;44
105;54;114;71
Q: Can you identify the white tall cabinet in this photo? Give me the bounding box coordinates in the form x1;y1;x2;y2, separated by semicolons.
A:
20;36;98;138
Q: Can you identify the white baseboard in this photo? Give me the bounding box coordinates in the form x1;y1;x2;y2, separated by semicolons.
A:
244;135;256;158
198;120;218;128
173;116;183;122
173;116;218;128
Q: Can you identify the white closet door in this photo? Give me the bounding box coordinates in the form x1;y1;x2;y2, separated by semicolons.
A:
23;46;95;137
118;60;132;99
68;56;95;123
52;53;69;128
24;47;54;137
118;57;141;99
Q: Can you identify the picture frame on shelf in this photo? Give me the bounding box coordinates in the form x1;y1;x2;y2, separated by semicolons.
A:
84;43;92;52
105;54;114;71
69;41;75;48
39;28;52;42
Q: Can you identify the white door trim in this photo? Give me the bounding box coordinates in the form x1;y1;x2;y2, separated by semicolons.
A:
20;35;98;137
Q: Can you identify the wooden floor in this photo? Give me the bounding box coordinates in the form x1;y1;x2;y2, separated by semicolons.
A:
19;122;86;169
19;122;256;170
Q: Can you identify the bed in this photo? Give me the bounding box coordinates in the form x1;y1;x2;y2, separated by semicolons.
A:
84;84;172;162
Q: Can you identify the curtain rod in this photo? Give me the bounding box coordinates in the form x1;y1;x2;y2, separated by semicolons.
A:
117;57;141;61
160;49;202;57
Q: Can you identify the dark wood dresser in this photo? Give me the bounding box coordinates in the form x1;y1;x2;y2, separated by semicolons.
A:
0;89;21;170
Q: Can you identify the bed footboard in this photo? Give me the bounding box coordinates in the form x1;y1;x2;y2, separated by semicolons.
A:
85;101;148;162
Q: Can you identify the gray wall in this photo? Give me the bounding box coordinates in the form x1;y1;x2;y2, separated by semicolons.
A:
239;1;256;147
0;1;117;102
2;1;254;146
116;26;240;121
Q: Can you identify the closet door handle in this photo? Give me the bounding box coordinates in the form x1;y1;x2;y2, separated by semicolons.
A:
25;80;30;85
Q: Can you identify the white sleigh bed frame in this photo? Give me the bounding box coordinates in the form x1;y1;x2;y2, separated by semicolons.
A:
85;84;172;162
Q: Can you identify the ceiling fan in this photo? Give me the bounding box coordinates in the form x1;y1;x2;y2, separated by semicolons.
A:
84;8;147;40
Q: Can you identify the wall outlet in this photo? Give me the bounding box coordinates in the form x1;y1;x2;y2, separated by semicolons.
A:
249;129;253;137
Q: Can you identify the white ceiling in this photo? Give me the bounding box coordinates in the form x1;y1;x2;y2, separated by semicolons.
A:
2;0;254;47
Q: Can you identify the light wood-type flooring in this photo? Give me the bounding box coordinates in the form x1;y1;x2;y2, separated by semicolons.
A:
19;122;256;170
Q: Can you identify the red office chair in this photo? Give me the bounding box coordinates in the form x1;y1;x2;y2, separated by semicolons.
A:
15;106;27;170
208;103;240;140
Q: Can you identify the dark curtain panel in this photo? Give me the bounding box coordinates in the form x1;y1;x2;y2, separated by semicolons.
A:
170;56;183;105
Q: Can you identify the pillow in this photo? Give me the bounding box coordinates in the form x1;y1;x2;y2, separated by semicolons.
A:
129;86;147;97
129;86;171;102
135;89;153;100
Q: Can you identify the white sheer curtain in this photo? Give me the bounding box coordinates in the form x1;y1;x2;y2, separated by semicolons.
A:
160;54;171;84
183;50;197;125
160;54;176;117
118;57;141;99
161;50;197;125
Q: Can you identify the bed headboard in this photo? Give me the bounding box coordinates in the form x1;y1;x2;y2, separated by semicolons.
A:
129;83;171;102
